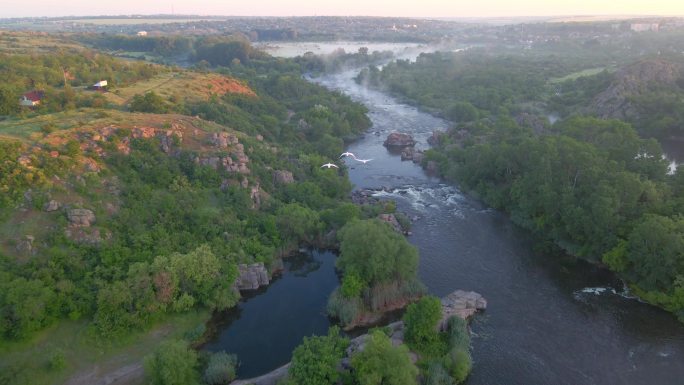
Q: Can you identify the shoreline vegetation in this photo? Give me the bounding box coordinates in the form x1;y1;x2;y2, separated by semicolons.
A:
233;291;486;385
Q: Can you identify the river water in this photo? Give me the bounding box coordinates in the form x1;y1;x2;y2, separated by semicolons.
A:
311;68;684;385
206;51;684;383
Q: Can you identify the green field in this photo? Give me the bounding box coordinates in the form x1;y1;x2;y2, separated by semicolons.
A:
0;310;210;385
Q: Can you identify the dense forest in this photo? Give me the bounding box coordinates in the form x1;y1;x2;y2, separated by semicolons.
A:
358;44;684;321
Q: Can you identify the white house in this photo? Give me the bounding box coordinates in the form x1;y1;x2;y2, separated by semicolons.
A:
91;80;108;91
137;31;148;36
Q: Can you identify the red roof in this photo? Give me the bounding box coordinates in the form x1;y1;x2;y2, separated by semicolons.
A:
22;90;45;102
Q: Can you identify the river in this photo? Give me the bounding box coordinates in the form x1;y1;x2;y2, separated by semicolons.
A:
206;49;684;384
311;67;684;385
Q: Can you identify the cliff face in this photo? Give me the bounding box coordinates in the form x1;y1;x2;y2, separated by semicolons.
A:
593;59;682;120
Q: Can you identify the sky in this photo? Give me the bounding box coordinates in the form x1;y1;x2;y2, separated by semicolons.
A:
1;0;684;19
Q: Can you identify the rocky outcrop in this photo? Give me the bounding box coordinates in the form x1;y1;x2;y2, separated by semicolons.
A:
236;263;270;290
400;147;424;163
425;160;438;174
439;290;487;331
593;59;682;120
159;130;182;154
65;227;110;244
383;132;416;148
211;132;239;148
273;170;294;185
250;183;262;209
44;200;61;212
15;235;35;255
378;213;404;234
229;363;291;385
67;208;96;227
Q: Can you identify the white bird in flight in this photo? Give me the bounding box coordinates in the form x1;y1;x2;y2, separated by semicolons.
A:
355;158;373;164
339;152;357;159
321;163;339;169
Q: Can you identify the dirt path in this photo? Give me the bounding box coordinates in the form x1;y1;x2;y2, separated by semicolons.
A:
63;362;144;385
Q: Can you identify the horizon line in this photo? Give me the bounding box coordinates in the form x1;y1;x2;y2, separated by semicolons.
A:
2;13;683;20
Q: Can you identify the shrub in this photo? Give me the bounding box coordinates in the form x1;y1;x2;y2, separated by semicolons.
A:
341;272;365;299
446;316;470;352
446;348;472;384
403;296;444;356
425;362;455;385
327;289;362;325
287;326;349;385
49;349;66;371
351;330;418;385
203;351;238;385
144;339;200;385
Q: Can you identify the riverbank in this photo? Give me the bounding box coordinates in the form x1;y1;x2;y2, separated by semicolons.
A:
228;289;487;385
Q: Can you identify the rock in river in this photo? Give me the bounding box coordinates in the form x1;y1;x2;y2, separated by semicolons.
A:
236;262;270;290
383;132;416;148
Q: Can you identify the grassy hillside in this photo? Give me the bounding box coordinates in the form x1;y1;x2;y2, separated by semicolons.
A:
0;36;376;385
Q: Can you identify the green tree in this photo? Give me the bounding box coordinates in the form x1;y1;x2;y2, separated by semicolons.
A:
337;219;418;287
351;330;418;385
130;91;169;113
0;277;57;339
626;215;684;291
287;326;349;385
448;102;478;122
276;203;322;245
0;84;19;115
144;339;200;385
403;296;443;355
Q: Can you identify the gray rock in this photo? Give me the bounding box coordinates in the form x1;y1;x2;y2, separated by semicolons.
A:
411;151;425;164
236;263;270;290
439;290;487;331
425;161;438;173
67;208;96;227
383;132;416;148
16;235;35;255
44;200;61;212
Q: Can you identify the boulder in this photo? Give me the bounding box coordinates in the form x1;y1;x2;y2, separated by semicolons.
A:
273;170;294;185
412;151;425;164
439;290;487;331
400;147;414;161
210;132;238;148
378;213;403;234
250;183;262;209
236;262;270;290
16;235;35;255
425;161;438;173
44;200;61;212
383;132;416;148
67;208;96;227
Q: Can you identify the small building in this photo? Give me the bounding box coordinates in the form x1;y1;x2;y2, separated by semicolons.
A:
90;80;108;91
19;90;44;107
137;31;147;36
